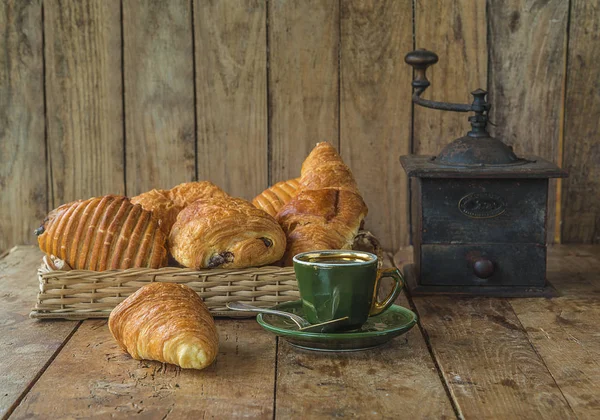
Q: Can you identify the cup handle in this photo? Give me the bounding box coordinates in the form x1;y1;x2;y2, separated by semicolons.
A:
369;268;404;317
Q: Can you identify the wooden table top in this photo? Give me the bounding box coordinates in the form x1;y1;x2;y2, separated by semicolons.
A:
1;245;599;419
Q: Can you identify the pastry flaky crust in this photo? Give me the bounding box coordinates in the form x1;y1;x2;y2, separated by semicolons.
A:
168;181;228;208
109;282;218;370
169;195;287;269
276;142;368;265
130;189;181;234
131;181;228;233
36;195;168;270
252;178;301;217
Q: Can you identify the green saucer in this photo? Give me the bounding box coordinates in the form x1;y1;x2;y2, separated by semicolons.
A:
256;301;418;352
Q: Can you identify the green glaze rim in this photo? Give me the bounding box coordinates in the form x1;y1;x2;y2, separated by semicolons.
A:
256;300;418;339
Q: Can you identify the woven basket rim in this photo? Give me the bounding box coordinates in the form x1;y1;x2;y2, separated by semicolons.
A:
33;257;300;319
40;265;295;276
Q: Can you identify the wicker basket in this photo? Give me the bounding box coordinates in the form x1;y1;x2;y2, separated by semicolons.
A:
30;256;299;320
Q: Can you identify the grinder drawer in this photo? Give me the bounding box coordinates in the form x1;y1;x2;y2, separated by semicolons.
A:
420;244;546;287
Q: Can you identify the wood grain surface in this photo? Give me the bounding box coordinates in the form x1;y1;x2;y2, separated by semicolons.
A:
3;246;600;418
268;0;339;184
398;244;600;419
123;0;196;196
0;0;46;254
511;298;600;418
413;296;575;419
340;0;412;251
413;0;487;155
194;0;267;200
0;247;78;418
44;0;124;206
10;319;276;419
510;247;600;417
1;1;599;259
546;245;600;298
274;293;455;419
561;0;600;243
272;253;453;418
488;0;568;243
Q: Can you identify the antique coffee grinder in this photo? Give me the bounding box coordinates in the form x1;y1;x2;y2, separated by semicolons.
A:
400;49;567;296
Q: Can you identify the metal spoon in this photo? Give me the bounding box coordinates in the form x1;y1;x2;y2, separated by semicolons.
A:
226;302;350;333
227;301;310;328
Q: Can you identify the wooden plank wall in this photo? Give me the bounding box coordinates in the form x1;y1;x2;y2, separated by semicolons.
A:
1;0;599;253
562;0;600;243
45;0;125;205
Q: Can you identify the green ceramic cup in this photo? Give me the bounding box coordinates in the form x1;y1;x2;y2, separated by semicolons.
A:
293;250;404;331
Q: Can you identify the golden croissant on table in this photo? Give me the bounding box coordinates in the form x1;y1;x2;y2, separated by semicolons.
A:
109;282;218;370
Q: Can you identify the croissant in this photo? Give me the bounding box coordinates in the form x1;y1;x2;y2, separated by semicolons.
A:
130;189;181;233
169;195;286;269
109;282;218;370
168;181;228;208
276;142;368;265
36;195;168;270
252;178;300;217
131;181;228;233
255;179;381;263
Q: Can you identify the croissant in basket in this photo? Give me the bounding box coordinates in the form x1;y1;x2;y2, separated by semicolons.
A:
254;177;382;261
169;195;287;269
109;282;218;370
131;181;228;233
252;178;300;217
36;195;168;270
276;142;368;265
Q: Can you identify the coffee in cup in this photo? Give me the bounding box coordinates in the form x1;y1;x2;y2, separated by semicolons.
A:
293;250;403;330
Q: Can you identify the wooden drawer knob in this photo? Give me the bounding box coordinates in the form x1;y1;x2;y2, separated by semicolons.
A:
473;258;494;279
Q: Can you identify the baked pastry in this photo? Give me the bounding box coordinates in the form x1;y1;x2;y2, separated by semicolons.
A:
299;163;359;192
276;142;368;265
252;178;300;217
131;181;228;233
253;177;379;259
169;195;286;269
130;189;181;233
36;195;168;270
277;190;368;265
109;282;218;370
168;181;228;208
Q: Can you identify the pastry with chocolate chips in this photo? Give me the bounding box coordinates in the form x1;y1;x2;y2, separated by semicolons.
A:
169;193;286;269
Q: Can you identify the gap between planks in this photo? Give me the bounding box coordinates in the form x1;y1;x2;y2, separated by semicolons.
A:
2;322;82;420
1;250;455;419
507;303;576;415
395;245;600;419
390;251;464;420
0;247;81;419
